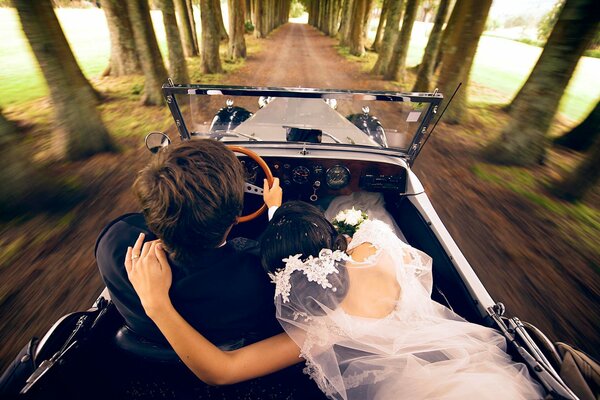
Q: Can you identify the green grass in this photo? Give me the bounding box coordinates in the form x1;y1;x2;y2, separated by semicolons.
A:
357;21;600;123
471;163;600;258
0;8;192;107
2;10;599;124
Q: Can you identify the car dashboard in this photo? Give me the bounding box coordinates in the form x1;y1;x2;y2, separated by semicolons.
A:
238;155;408;204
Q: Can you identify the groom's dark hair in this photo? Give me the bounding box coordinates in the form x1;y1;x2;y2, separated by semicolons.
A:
134;139;244;261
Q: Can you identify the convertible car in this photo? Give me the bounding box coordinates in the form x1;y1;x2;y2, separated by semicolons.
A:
0;85;596;399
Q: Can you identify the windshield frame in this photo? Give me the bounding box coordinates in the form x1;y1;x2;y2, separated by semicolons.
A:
162;84;443;164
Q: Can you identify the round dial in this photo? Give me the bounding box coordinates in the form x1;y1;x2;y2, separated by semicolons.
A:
240;159;259;184
326;165;351;189
292;165;310;184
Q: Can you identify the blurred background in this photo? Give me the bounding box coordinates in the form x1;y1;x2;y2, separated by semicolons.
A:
0;0;598;372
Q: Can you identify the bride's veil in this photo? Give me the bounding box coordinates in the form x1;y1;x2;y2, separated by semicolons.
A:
271;220;543;400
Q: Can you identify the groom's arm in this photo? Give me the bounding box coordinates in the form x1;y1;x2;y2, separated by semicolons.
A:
148;302;302;385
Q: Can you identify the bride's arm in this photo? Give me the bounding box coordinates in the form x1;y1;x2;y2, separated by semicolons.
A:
125;235;302;385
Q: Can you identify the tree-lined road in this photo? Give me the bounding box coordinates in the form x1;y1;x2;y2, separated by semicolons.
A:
1;22;598;373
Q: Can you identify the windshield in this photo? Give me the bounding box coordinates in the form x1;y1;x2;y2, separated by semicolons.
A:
165;86;442;157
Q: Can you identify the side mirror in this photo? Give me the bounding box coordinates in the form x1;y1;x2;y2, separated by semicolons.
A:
145;132;171;154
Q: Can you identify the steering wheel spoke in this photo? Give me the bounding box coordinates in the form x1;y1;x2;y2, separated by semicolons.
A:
244;182;264;196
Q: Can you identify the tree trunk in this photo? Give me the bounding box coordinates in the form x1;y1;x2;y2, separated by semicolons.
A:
0;109;16;140
253;0;264;37
371;0;403;75
349;0;367;56
187;0;200;52
212;0;230;41
485;0;599;165
14;0;113;160
362;0;375;42
384;0;419;81
0;111;36;212
245;0;252;22
412;0;451;91
553;133;600;201
434;0;463;72
338;0;354;44
228;0;247;59
200;0;224;73
372;0;389;51
174;0;198;56
127;0;169;105
554;101;600;152
101;0;141;76
435;0;491;124
160;0;189;83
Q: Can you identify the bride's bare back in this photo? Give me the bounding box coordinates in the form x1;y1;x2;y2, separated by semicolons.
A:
341;243;401;319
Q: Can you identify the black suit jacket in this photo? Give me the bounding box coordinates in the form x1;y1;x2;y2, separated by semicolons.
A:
94;213;327;399
95;213;281;346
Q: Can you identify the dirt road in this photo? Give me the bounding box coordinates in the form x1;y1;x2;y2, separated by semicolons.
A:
0;23;598;372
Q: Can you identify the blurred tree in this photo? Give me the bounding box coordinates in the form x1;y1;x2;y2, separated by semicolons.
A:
435;0;492;124
0;110;37;212
537;0;563;41
245;0;252;22
384;0;419;81
175;0;199;56
554;101;600;152
228;0;247;59
412;0;450;91
101;0;141;76
486;0;599;165
212;0;230;42
253;0;265;37
349;0;368;56
553;133;600;201
0;109;16;139
371;0;403;75
372;0;389;51
187;0;200;52
290;0;305;18
339;0;354;45
200;0;223;73
13;0;114;159
434;0;466;72
127;0;168;105
160;0;190;83
362;0;375;41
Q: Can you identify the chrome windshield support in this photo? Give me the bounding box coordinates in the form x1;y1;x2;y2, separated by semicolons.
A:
487;304;578;399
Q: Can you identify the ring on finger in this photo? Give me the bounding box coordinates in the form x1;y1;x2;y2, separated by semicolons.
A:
132;254;140;260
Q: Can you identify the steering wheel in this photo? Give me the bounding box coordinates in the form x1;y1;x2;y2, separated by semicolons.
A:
228;145;274;223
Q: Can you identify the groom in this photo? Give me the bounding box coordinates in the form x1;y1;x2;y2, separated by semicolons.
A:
96;139;324;398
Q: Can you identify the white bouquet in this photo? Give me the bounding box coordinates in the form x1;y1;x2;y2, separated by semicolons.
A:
332;207;368;237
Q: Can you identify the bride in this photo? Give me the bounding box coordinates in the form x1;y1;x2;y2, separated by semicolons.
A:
126;199;544;399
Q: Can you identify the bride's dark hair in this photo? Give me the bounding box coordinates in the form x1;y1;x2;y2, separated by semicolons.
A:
260;201;349;314
260;201;347;273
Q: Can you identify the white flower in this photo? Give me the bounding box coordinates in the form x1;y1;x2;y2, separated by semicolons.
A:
343;207;363;226
334;210;347;222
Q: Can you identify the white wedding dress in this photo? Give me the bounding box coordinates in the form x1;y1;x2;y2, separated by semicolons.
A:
270;220;544;400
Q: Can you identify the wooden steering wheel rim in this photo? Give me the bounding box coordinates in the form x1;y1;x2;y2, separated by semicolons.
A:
228;145;274;223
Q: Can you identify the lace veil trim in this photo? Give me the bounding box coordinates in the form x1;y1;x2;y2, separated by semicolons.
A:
269;249;349;303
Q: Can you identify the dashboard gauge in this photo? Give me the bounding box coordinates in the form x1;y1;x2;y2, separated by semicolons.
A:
326;165;351;189
292;165;310;184
240;159;259;184
312;164;324;175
